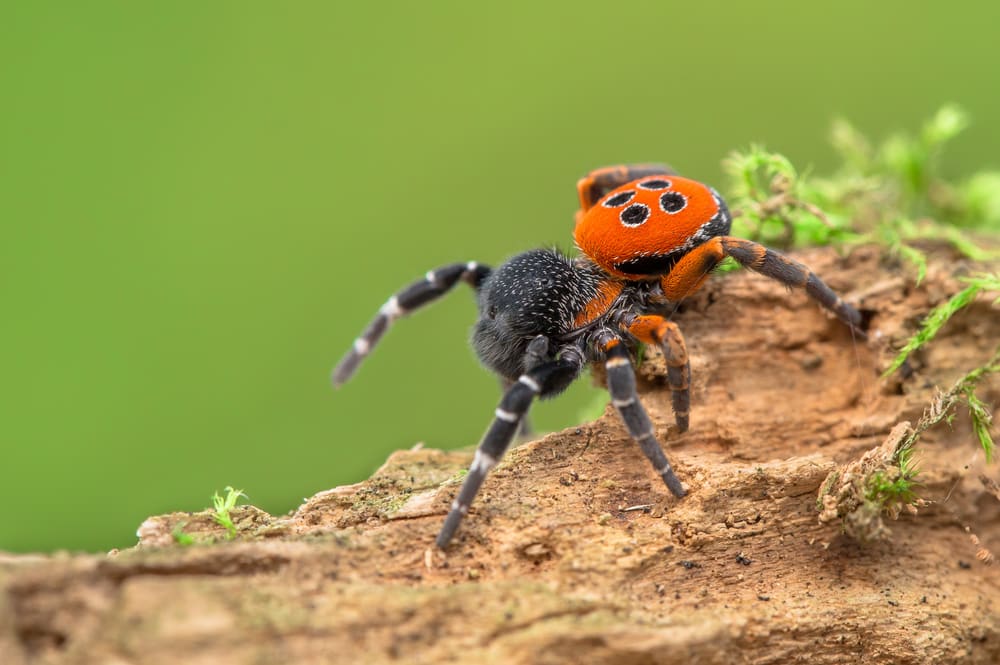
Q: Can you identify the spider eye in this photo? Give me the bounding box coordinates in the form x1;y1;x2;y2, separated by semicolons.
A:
638;179;671;190
602;191;634;208
659;191;687;214
620;203;650;227
486;304;498;319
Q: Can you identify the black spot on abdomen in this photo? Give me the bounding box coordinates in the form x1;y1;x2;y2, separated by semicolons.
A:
620;203;651;227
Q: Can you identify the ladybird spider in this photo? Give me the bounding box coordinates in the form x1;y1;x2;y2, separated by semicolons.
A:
332;163;865;549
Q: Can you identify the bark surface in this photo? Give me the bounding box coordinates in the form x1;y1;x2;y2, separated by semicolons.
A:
3;245;999;665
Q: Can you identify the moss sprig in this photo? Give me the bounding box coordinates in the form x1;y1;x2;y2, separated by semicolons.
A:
727;108;999;508
211;486;248;540
884;273;1000;376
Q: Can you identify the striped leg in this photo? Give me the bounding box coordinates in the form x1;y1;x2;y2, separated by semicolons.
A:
659;237;865;336
624;315;691;433
332;261;491;387
436;350;583;548
500;377;533;439
499;336;552;439
719;237;865;335
601;334;687;498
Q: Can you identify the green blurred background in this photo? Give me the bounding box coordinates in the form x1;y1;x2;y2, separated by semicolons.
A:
2;2;999;552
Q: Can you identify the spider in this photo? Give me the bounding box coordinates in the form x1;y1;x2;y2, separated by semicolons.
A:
332;163;865;549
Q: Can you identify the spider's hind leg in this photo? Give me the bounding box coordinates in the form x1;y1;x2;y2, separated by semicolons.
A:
332;261;491;386
436;342;584;549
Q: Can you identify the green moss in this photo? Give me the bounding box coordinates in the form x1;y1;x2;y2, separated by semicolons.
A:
723;145;858;249
884;274;1000;376
211;486;247;540
958;347;1000;462
864;447;919;509
725;106;1000;467
171;521;196;546
725;105;1000;258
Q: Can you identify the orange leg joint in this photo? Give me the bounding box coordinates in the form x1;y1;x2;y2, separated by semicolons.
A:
624;314;691;431
659;237;727;302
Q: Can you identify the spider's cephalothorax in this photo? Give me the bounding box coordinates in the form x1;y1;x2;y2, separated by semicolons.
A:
332;163;866;549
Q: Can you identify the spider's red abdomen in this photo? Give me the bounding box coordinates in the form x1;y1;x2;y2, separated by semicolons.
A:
574;175;731;280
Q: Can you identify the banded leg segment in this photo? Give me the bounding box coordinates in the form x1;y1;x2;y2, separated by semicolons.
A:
499;336;552;439
625;315;691;433
576;163;677;215
436;350;583;548
719;237;864;335
601;335;687;498
332;261;491;387
659;237;864;335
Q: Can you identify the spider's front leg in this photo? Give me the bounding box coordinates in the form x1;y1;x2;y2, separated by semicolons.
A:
436;339;584;549
622;315;691;433
660;237;865;337
718;237;865;335
596;331;687;498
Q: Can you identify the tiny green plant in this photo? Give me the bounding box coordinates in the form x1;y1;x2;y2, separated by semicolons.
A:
900;351;1000;463
865;444;920;510
212;486;247;540
884;273;1000;376
957;347;1000;462
881;346;1000;492
172;521;195;546
817;361;997;542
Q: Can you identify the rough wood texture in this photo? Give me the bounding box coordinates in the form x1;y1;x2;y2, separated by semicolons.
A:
2;245;999;665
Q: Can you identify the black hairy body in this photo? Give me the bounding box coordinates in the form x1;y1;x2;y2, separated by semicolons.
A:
473;250;610;382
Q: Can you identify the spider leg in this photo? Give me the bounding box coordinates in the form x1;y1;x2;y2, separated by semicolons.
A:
500;377;534;439
623;315;691;433
499;336;552;439
598;332;687;498
332;261;492;387
660;237;865;336
436;345;584;548
576;163;678;217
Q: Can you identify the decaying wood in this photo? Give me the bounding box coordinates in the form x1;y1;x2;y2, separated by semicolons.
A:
2;245;999;665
